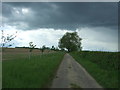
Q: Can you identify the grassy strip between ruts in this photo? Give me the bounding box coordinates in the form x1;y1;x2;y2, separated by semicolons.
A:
2;52;65;88
70;51;119;88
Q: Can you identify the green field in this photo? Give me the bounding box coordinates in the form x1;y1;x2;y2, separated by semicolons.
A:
70;51;119;88
3;52;65;88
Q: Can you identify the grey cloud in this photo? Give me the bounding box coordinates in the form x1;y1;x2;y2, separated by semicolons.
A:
78;27;118;51
2;2;118;30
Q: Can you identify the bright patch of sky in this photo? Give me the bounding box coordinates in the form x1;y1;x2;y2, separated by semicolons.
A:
22;8;29;14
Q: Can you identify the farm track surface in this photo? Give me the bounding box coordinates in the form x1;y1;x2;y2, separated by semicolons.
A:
51;53;103;88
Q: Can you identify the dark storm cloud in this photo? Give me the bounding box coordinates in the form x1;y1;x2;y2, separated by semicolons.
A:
2;2;118;30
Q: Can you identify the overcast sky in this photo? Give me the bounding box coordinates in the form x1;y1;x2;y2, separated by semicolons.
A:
1;2;118;51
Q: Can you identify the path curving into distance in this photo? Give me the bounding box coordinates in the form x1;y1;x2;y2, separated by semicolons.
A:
51;53;103;88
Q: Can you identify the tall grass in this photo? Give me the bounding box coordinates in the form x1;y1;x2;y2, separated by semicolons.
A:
70;51;119;88
3;52;65;88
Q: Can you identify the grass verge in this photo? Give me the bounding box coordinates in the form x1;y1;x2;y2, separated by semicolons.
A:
70;51;119;88
3;52;65;88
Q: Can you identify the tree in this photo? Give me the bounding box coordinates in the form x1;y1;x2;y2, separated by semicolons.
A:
1;30;17;47
29;42;36;59
41;45;46;54
58;32;82;52
51;45;55;50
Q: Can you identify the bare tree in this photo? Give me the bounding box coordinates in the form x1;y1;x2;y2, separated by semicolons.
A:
1;30;17;47
1;30;17;52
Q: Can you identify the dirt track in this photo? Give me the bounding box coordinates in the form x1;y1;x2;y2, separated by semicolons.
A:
51;53;103;88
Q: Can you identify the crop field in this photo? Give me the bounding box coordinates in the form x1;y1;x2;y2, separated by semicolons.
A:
2;48;65;88
70;51;119;88
2;48;55;61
